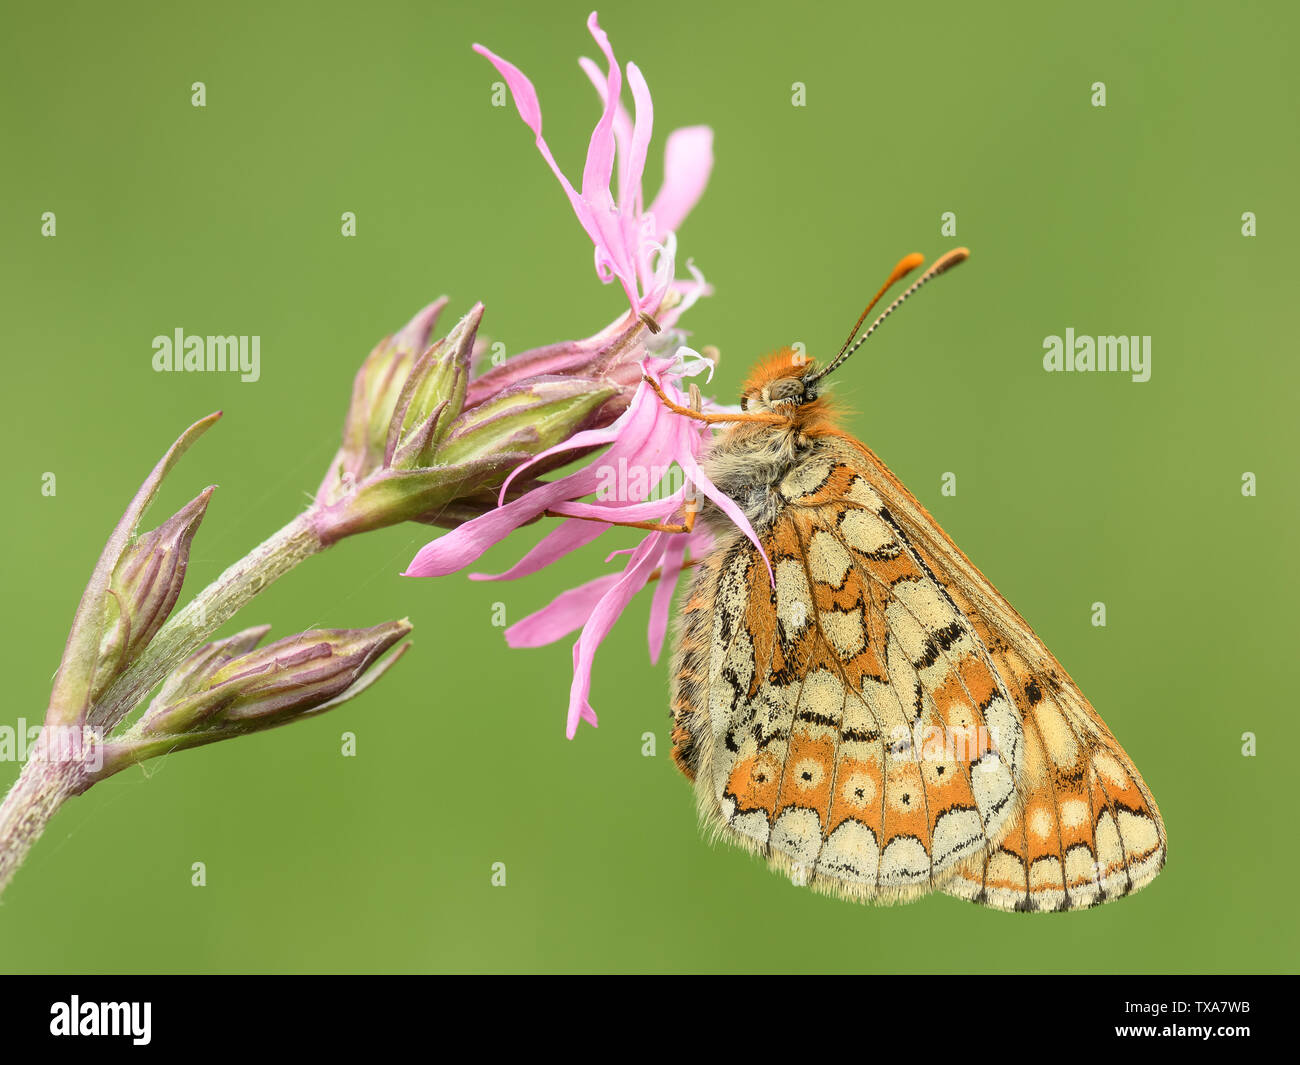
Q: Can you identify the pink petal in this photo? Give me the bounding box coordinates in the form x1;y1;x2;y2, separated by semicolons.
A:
409;373;679;578
570;640;600;730
494;356;674;503
639;231;677;314
470;517;607;581
498;415;625;504
579;15;646;309
647;534;686;664
589;219;641;310
474;40;635;309
547;492;680;524
578;56;635;205
403;476;579;577
624;61;654;218
580;12;620;209
668;406;774;585
505;572;623;647
649;126;714;237
472;45;579;214
566;531;668;737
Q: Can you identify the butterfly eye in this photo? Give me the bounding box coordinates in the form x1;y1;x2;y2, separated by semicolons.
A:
768;378;805;404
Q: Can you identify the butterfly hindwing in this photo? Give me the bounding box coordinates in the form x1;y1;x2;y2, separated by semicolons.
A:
670;447;1026;903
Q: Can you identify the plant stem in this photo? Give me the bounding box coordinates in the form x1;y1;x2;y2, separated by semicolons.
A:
0;510;326;899
0;755;83;898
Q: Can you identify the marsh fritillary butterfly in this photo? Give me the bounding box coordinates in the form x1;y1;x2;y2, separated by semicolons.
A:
646;248;1166;910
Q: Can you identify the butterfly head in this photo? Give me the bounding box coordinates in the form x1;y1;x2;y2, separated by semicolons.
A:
739;349;821;414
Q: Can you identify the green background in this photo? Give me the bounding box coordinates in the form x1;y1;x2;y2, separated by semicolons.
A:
2;0;1296;974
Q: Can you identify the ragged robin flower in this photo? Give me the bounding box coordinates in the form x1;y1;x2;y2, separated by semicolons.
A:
312;12;715;546
402;12;767;738
0;8;736;900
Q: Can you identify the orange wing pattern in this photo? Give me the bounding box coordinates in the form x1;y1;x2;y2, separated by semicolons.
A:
876;451;1167;912
672;451;1026;903
670;436;1166;910
936;618;1166;911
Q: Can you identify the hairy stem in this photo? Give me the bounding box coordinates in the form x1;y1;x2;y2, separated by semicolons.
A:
0;756;84;898
0;510;326;899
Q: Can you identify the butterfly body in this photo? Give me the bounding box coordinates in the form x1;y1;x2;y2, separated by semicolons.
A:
668;270;1166;911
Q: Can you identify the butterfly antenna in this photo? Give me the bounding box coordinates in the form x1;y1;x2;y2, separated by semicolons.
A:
808;247;970;384
817;252;923;380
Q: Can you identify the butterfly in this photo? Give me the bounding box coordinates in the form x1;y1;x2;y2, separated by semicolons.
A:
644;248;1166;910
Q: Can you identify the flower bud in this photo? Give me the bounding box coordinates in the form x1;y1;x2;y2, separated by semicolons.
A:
386;304;478;470
463;300;653;407
139;620;411;737
48;412;221;728
147;624;271;710
318;298;448;506
437;377;619;467
91;487;213;702
311;303;624;544
89;620;412;783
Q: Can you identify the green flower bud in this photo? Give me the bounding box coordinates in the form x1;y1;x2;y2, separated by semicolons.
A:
318;298;448;506
92;487;213;702
48;412;221;728
387;304;479;470
139;620;411;737
434;377;616;468
310;303;619;545
91;621;411;782
146;624;271;710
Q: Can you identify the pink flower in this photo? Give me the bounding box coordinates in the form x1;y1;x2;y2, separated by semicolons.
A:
404;355;767;738
473;11;712;325
405;12;758;739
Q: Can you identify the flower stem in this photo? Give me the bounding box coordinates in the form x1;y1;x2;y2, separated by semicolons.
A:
0;510;327;899
0;755;83;897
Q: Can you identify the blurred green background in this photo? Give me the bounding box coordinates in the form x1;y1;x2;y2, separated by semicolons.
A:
2;0;1296;973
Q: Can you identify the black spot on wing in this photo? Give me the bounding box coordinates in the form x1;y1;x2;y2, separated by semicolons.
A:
912;621;966;669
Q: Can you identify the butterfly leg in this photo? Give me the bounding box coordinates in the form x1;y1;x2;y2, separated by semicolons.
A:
543;492;700;535
649;557;702;581
642;376;786;426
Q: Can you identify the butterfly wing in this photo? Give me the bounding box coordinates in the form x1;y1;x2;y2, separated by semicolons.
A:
671;449;1028;903
842;437;1167;911
672;435;1165;909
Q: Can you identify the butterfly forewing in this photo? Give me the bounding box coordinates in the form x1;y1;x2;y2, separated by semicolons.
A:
859;444;1168;911
938;629;1167;911
671;432;1166;910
